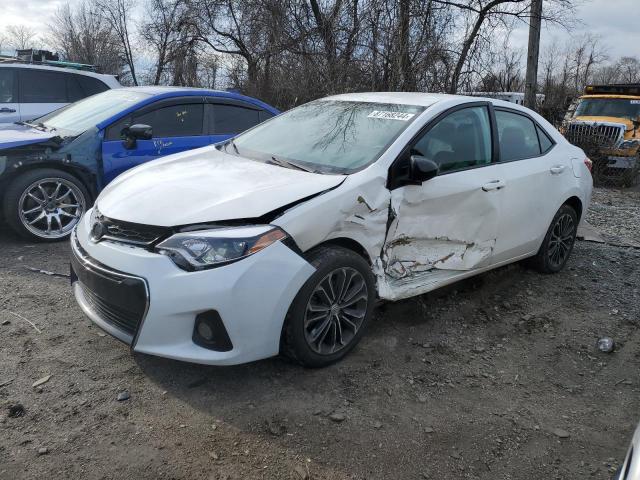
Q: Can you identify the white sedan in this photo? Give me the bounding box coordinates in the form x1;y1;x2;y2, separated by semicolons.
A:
70;92;592;367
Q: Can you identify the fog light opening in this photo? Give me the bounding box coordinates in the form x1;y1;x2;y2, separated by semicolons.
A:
192;310;233;352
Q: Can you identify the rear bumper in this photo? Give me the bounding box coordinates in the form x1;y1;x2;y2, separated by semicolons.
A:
71;210;315;365
615;421;640;480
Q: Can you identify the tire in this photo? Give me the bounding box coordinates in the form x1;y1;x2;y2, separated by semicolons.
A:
3;168;90;242
281;245;376;368
529;204;578;273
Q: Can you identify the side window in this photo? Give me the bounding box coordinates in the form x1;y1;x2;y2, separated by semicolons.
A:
495;110;541;161
20;70;67;103
105;116;132;141
133;104;204;138
0;69;15;103
537;125;553;154
210;104;260;134
77;76;109;96
412;106;492;174
259;110;274;122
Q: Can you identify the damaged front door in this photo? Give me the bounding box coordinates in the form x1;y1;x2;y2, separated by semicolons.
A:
382;104;503;299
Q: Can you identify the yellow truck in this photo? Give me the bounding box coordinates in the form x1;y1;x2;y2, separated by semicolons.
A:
564;84;640;186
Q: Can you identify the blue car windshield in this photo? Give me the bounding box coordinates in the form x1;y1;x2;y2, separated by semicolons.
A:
231;100;425;174
35;90;151;136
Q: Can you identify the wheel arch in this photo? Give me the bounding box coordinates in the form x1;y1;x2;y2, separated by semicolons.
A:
0;162;97;207
563;195;583;222
307;236;374;267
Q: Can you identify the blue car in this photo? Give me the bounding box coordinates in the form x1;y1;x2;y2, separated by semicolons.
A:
0;87;279;240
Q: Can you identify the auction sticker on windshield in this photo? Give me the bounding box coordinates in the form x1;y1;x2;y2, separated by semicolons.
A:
368;111;416;121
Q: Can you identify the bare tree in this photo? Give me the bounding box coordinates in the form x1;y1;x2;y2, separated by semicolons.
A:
6;25;38;50
48;2;124;75
140;0;196;85
95;0;139;85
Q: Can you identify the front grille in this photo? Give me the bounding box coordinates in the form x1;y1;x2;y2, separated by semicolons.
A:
565;122;625;149
103;220;166;246
80;283;142;335
71;233;149;341
91;207;168;246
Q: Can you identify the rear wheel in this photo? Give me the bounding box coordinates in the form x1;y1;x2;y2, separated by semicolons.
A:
529;204;578;273
3;169;89;241
281;246;375;368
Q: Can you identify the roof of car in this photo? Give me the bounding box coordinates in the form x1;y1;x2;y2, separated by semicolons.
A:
0;62;118;81
324;91;464;107
115;86;279;113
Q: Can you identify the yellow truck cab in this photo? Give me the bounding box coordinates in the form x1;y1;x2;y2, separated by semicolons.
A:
564;84;640;185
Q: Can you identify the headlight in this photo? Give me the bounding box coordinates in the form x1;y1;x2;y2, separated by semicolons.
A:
155;225;288;271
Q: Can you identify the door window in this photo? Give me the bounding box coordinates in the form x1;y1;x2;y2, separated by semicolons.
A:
19;70;67;103
105;115;132;141
495;110;541;161
133;104;204;137
537;125;554;154
411;106;492;174
209;104;260;134
0;69;15;103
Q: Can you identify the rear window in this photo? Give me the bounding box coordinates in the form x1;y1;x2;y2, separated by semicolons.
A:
210;104;260;134
0;69;15;103
77;75;109;96
496;110;541;161
20;70;67;103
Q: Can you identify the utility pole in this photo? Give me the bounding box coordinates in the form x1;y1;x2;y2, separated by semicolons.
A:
524;0;543;110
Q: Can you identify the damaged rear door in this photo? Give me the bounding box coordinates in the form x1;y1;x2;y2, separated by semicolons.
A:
382;103;503;298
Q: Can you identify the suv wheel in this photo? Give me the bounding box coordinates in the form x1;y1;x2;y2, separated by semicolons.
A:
281;245;376;368
3;169;89;241
529;204;578;273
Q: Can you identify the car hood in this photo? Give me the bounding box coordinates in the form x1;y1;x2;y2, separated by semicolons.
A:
97;146;345;226
0;123;58;150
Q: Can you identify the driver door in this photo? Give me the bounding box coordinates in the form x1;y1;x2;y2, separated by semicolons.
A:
101;99;208;185
382;104;505;298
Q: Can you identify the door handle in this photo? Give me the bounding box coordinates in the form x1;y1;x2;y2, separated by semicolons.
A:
550;165;566;175
0;107;16;113
482;180;506;192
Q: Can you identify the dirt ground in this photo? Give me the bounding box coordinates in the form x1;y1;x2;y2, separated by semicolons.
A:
1;187;639;480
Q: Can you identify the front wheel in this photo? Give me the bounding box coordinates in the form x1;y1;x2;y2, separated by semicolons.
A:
3;169;90;241
281;245;376;368
529;204;578;273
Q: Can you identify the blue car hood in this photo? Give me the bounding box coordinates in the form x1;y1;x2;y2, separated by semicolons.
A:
0;123;58;150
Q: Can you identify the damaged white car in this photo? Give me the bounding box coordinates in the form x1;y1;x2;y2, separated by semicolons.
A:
71;92;593;367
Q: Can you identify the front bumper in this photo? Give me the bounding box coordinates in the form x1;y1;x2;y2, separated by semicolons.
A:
604;156;638;170
71;211;315;365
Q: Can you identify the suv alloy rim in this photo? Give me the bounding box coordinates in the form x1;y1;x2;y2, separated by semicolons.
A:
548;213;575;268
18;178;85;239
303;267;368;355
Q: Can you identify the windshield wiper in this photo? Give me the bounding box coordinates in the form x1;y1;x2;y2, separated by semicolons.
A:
16;121;52;132
267;156;317;173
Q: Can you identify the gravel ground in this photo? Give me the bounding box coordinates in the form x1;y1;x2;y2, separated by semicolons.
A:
586;187;640;245
1;189;639;480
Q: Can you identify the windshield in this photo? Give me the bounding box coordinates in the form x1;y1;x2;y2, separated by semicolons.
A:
231;100;425;174
575;98;640;120
34;89;151;136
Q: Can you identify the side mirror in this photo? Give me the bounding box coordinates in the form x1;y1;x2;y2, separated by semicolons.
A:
122;124;152;149
409;155;439;183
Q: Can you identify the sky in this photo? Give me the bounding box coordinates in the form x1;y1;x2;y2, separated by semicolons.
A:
0;0;639;60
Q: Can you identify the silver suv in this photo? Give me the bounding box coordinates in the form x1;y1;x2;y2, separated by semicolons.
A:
0;63;121;123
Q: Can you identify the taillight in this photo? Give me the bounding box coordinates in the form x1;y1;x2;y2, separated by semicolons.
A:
584;157;593;173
